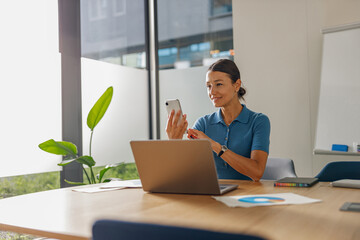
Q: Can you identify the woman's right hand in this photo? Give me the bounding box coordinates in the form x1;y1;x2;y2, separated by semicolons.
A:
166;110;188;139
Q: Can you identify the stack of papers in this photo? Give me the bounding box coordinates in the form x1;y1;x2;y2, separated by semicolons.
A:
72;179;142;193
213;193;321;208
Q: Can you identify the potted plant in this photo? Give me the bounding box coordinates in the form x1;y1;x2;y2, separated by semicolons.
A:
39;86;120;185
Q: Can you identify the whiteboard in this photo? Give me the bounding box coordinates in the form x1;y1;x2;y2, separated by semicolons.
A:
315;23;360;152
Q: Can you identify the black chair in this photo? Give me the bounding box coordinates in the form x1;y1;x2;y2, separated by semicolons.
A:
92;219;266;240
315;161;360;181
261;157;297;180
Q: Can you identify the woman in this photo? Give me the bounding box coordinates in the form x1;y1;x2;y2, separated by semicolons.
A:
166;59;270;181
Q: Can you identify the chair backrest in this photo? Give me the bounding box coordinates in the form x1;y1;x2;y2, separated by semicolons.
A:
92;219;266;240
315;161;360;182
261;157;297;180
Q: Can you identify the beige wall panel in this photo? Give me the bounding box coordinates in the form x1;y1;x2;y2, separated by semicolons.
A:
233;0;360;176
233;0;312;176
323;0;360;27
311;0;360;174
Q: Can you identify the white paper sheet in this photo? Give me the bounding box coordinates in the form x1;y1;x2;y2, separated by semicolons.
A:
100;179;142;189
72;179;142;193
72;186;125;193
213;193;321;208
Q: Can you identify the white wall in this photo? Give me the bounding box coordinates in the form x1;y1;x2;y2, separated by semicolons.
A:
232;0;360;176
310;0;360;174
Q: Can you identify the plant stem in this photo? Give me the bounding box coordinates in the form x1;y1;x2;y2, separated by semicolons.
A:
89;130;94;157
89;130;96;183
90;167;96;184
82;166;91;184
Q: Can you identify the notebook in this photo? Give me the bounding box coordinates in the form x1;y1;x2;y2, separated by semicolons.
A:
130;139;238;195
274;177;319;187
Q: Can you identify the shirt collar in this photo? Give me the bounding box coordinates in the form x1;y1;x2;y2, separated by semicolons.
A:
211;104;250;125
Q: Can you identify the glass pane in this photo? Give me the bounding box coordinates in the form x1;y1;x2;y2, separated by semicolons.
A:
157;0;234;138
211;0;232;16
81;0;146;69
0;0;62;177
80;0;149;167
157;0;234;70
159;67;216;139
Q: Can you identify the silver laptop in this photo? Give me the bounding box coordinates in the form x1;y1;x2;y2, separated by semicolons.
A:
130;139;238;195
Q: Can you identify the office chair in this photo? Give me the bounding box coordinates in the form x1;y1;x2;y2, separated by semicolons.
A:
92;219;266;240
315;161;360;182
261;157;297;180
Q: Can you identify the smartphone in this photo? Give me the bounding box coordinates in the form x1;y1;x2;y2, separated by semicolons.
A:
165;99;183;124
340;202;360;212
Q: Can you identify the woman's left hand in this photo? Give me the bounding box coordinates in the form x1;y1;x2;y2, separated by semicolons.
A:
187;128;210;140
187;129;221;153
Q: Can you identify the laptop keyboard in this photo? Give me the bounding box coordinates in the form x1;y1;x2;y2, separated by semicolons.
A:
219;185;228;190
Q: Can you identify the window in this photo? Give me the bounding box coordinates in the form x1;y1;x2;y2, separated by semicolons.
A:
80;0;149;167
113;0;126;17
89;0;108;21
0;0;61;177
211;0;232;16
157;0;233;70
157;0;234;139
81;0;146;68
1;0;233;185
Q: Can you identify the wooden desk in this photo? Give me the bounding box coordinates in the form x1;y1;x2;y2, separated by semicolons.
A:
0;180;359;240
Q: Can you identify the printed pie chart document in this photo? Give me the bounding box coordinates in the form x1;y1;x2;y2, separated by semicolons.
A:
213;193;321;207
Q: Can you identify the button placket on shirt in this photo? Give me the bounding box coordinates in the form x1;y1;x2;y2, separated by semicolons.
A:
223;126;230;167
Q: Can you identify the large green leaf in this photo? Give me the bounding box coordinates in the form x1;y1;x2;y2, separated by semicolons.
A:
87;86;113;131
76;155;96;167
98;163;122;182
39;139;77;158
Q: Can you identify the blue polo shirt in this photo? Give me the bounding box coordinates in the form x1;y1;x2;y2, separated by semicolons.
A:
193;104;270;180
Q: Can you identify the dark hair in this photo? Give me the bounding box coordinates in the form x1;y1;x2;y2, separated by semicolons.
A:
208;59;246;101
